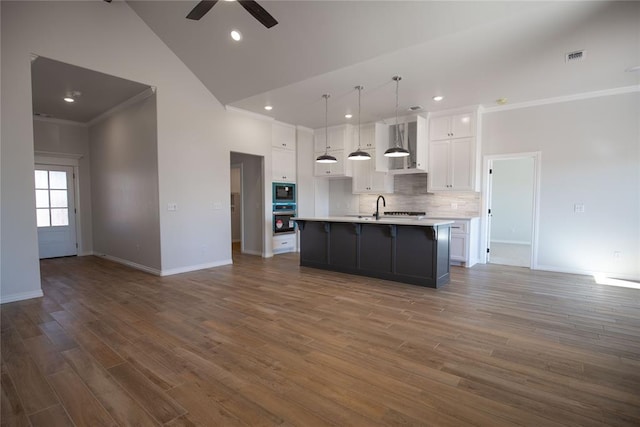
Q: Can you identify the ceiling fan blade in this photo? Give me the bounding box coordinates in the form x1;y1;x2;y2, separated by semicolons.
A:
238;0;278;28
186;0;219;20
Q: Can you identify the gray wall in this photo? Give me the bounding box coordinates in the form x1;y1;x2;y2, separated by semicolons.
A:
89;93;161;271
483;92;639;279
33;119;93;254
490;158;534;244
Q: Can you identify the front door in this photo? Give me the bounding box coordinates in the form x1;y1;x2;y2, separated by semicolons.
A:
35;165;77;258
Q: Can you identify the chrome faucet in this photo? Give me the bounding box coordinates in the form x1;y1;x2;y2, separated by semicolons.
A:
375;195;386;220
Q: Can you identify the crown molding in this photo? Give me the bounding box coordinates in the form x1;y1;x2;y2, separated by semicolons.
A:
225;105;275;122
33;115;87;127
87;86;156;127
482;85;640;114
296;125;314;134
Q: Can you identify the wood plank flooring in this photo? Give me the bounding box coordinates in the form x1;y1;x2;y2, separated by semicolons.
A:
1;251;639;426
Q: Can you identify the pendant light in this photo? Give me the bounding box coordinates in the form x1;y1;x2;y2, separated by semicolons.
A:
316;94;338;164
348;85;371;161
384;75;410;158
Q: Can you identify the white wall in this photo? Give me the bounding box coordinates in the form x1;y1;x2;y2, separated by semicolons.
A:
482;92;639;279
0;0;276;300
490;158;534;244
89;93;161;271
33;118;93;255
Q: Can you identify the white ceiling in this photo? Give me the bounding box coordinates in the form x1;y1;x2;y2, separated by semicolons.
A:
127;0;640;129
31;1;640;128
32;56;151;123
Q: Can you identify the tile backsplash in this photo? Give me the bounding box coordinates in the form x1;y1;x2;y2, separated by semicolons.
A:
358;174;481;217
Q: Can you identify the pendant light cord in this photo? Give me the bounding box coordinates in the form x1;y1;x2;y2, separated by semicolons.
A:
394;76;401;148
324;94;330;155
357;86;362;149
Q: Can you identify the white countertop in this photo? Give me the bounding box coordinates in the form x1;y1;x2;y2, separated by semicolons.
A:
295;216;454;227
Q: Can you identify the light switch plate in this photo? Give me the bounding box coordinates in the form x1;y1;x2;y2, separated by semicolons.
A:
574;203;585;213
168;203;178;211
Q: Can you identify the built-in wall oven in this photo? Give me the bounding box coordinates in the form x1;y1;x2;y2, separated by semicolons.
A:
273;203;296;234
273;182;295;204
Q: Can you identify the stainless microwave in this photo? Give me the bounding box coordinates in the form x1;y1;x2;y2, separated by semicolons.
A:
273;182;295;204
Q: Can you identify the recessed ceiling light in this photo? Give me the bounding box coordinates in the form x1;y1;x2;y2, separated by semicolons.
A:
432;96;444;102
264;105;273;111
230;30;242;41
345;114;352;119
63;97;75;103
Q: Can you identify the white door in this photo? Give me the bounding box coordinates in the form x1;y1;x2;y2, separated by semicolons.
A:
35;165;77;258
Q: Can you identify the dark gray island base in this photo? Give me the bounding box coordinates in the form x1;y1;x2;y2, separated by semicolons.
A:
296;218;452;288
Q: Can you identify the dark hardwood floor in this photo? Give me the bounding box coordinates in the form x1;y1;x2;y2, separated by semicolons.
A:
2;251;639;426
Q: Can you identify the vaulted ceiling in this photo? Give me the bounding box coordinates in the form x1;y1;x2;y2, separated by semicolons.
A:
127;1;639;129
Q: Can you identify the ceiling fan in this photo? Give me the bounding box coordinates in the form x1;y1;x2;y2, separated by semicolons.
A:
102;0;277;29
186;0;278;29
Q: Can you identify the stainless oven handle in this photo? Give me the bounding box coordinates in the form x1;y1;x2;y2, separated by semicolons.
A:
273;211;296;215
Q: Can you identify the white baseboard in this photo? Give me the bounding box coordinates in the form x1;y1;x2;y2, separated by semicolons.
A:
161;259;233;276
490;240;531;245
78;251;94;256
0;289;44;304
534;264;640;282
242;249;263;256
97;253;162;276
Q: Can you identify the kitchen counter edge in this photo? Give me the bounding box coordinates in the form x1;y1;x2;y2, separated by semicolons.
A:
295;217;454;227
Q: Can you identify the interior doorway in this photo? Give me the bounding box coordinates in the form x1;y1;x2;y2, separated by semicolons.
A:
230;152;265;257
485;153;540;268
230;163;242;254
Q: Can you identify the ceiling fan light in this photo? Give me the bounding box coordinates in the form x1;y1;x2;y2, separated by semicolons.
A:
63;97;75;103
348;149;371;160
316;153;338;164
384;146;410;157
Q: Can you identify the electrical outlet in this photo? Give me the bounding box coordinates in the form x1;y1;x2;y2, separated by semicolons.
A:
213;202;222;210
574;203;585;213
613;251;621;259
451;203;458;210
167;203;178;211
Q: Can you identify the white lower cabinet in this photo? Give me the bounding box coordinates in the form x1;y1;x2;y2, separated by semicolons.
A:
273;233;296;254
444;218;480;267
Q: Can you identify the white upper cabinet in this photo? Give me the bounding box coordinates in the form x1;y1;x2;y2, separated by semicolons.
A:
429;113;473;141
352;149;394;194
427;108;481;192
272;121;296;150
313;124;354;178
314;150;350;177
272;121;296;182
314;124;352;152
272;148;296;182
386;115;428;174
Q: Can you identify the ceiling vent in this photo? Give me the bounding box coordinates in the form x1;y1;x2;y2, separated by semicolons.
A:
408;105;423;111
566;50;586;63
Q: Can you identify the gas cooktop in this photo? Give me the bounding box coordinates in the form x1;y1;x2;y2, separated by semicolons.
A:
384;211;426;216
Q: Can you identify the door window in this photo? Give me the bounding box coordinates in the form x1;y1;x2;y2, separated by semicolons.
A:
35;169;70;227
